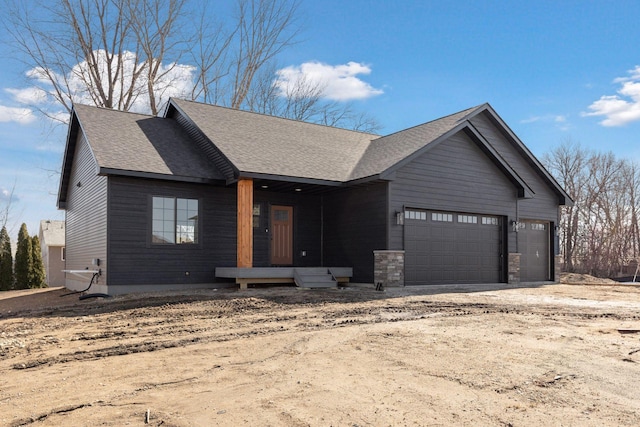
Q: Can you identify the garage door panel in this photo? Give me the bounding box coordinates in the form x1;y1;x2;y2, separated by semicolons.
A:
519;220;550;281
405;210;502;285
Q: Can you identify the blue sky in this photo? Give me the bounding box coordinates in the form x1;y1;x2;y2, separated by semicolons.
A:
2;0;640;241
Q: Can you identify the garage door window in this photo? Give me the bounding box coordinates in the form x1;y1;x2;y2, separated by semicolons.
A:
405;210;427;220
531;223;547;231
432;212;453;222
482;216;500;226
458;215;477;224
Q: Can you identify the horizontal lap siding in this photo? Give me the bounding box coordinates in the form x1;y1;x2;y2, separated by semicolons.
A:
470;113;560;223
389;131;517;251
65;133;108;287
253;191;322;267
323;182;388;282
107;177;236;286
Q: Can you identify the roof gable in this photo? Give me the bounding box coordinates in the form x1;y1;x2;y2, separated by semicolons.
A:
73;104;224;181
39;220;65;246
349;105;484;181
168;99;378;183
57;100;571;208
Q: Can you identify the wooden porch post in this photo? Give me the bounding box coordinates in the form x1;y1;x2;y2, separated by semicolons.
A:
237;178;253;269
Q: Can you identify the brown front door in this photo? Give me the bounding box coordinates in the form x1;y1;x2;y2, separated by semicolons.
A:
271;205;293;265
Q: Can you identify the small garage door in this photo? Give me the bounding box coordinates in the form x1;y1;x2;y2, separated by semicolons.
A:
519;220;550;281
404;209;503;285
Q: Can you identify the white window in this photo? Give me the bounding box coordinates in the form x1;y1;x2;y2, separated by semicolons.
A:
458;215;478;224
152;197;199;244
432;212;453;222
404;209;427;220
531;223;547;231
482;217;499;226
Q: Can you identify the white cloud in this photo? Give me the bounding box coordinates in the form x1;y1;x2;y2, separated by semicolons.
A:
274;61;383;101
584;66;640;126
0;187;19;203
520;114;567;125
5;49;197;123
0;105;36;124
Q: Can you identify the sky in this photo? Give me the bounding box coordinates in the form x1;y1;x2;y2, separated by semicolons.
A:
2;0;640;241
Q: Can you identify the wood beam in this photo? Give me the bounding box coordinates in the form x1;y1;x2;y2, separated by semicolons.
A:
237;178;253;268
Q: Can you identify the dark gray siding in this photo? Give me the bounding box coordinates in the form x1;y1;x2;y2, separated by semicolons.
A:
171;110;235;180
253;190;322;268
323;182;388;282
469;113;560;224
389;130;518;252
107;177;236;286
65;132;108;288
107;179;323;287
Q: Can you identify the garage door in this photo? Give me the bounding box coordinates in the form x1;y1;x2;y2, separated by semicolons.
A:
519;220;550;281
404;209;503;285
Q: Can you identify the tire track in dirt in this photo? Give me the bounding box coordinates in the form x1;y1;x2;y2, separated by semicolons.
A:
5;295;638;370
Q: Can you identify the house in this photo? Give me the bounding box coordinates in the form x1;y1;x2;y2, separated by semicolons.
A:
38;220;66;287
57;99;571;295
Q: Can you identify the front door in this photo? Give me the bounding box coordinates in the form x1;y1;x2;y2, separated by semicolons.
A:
271;205;293;265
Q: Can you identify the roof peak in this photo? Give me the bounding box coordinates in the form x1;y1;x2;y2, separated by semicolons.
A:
169;98;380;137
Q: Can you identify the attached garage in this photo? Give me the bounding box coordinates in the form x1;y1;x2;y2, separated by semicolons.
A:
518;220;551;281
404;209;504;285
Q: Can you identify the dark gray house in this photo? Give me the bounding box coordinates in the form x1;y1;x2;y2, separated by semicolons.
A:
58;99;571;295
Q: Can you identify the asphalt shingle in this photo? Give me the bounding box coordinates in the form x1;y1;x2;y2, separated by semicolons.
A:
170;99;378;182
73;104;224;181
72;100;486;184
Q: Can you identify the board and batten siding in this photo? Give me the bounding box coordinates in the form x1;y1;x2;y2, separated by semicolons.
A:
323;182;388;283
107;177;237;287
469;113;561;224
64;132;108;291
388;129;518;252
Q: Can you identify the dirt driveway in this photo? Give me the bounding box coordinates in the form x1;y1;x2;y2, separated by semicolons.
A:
1;281;639;426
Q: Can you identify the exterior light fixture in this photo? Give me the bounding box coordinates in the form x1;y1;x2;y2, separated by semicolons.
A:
396;211;404;225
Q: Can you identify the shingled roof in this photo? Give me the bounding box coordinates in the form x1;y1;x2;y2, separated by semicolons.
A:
169;98;378;183
167;99;490;183
72;104;224;181
349;105;483;180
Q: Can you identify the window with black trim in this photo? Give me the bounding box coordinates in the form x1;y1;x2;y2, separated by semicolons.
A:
152;197;199;244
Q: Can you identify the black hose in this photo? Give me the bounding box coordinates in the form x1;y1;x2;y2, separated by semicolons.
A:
60;272;100;297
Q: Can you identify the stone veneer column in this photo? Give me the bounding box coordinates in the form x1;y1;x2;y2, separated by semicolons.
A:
554;255;562;283
374;250;405;287
508;253;521;284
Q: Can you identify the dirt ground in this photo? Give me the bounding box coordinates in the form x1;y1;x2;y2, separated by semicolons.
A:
1;278;639;426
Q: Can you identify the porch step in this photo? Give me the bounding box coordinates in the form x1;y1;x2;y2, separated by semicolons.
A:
293;268;337;289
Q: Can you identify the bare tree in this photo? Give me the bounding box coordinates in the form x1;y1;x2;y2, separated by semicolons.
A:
0;181;18;233
230;0;301;109
543;138;588;272
544;139;640;278
245;63;382;133
4;0;380;131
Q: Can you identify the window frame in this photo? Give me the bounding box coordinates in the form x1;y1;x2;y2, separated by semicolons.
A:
151;196;201;246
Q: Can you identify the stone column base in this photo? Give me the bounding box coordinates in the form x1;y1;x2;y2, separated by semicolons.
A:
508;253;521;284
554;255;562;283
374;250;405;287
